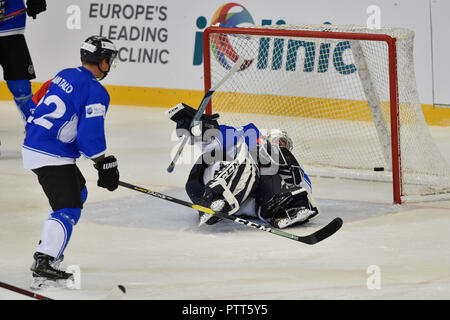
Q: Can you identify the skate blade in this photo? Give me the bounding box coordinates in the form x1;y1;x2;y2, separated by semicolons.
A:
31;277;74;291
276;210;320;229
198;214;223;226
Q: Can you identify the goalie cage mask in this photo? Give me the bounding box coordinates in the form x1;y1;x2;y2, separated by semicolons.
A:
263;129;294;151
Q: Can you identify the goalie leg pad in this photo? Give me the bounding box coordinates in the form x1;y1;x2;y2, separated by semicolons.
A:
203;159;258;215
256;174;319;227
204;178;240;213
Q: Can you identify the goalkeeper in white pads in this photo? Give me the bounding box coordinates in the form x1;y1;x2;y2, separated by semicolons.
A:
167;103;319;228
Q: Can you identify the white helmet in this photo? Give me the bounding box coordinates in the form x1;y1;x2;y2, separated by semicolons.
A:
263;129;293;151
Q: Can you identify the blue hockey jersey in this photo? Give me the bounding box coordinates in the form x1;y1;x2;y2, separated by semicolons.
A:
23;66;110;165
216;123;262;157
0;0;26;36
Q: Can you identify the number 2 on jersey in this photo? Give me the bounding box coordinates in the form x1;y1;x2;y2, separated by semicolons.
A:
27;95;66;130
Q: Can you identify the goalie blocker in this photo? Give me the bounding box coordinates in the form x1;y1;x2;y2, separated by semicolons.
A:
166;102;220;139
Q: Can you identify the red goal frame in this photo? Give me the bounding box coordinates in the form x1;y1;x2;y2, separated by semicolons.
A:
202;26;402;204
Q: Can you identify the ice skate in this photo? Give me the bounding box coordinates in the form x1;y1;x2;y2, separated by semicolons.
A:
30;252;72;290
198;198;226;226
273;206;319;229
198;212;223;226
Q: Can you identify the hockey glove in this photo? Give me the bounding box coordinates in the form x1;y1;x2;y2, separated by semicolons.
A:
26;0;47;19
94;155;119;191
166;103;219;139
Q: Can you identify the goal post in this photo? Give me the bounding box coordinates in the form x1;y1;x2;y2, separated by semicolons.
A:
202;24;450;204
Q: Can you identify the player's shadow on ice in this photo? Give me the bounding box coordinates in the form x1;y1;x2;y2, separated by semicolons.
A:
83;187;405;233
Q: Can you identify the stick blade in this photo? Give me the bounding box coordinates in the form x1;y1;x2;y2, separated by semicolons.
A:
299;217;343;245
103;285;126;300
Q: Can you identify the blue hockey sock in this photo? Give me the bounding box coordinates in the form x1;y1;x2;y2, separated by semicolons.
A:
6;79;33;121
81;186;88;205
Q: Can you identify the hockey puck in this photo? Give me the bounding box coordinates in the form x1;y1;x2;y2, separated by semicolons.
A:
374;167;384;171
118;285;126;293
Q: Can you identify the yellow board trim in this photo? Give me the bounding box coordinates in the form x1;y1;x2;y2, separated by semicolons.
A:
104;84;205;108
212;91;377;121
421;104;450;126
0;81;205;109
0;81;448;126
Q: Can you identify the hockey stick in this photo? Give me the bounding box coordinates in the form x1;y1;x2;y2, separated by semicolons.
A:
166;56;245;173
0;280;126;300
118;181;343;245
103;285;127;300
0;8;27;22
0;280;52;300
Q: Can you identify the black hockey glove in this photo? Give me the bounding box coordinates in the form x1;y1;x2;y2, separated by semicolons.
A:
26;0;47;19
94;155;119;191
167;103;219;139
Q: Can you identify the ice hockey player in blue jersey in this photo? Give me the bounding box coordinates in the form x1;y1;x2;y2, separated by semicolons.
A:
0;0;47;121
22;35;120;289
167;103;319;229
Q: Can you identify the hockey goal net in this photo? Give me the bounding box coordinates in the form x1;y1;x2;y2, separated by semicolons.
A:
202;24;450;204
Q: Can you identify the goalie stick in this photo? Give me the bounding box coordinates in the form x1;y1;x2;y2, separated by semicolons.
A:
118;181;343;245
166;56;245;173
0;8;27;22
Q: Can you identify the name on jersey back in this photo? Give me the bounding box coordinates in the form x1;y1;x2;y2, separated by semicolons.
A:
52;76;74;94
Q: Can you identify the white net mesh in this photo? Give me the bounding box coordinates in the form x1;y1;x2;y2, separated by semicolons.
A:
205;24;450;203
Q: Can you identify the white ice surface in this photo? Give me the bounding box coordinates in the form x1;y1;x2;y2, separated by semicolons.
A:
0;102;449;300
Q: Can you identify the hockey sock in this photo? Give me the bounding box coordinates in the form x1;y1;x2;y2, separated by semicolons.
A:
80;186;88;205
6;79;33;121
36;207;81;260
